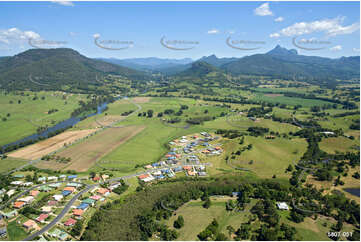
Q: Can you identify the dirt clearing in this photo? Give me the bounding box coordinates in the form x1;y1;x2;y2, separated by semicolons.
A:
131;97;151;103
8;129;97;160
36;125;145;172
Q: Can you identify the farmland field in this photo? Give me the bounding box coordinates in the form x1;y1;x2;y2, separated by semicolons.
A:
0;91;86;146
36;125;145;171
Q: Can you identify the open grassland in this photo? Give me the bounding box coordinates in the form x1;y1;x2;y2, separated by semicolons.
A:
0;157;28;173
72;99;138;130
6;220;28;241
319;136;359;154
0;91;86;146
36;125;144;172
8;129;98;160
229;136;307;178
165;197;256;241
249;93;332;107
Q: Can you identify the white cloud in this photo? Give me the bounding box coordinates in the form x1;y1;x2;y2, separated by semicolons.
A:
0;27;40;44
69;32;77;37
330;45;342;51
270;16;359;37
274;17;284;22
51;1;74;6
227;30;235;34
254;3;273;16
352;48;360;52
93;33;100;38
207;29;220;34
269;33;280;38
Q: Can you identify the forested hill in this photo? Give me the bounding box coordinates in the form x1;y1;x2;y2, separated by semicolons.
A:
0;48;148;91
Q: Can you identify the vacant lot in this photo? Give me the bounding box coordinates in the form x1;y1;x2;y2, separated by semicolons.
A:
8;129;97;160
0;157;28;174
37;125;145;172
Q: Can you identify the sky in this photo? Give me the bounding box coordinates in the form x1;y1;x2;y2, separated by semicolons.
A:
0;1;360;60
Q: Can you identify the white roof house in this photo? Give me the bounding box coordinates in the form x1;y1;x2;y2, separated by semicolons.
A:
38;177;47;182
143;176;155;182
276;202;289;210
18;196;34;203
7;189;16;197
41;206;52;213
47;176;58;181
179;139;188;143
11;181;23;186
152;171;161;176
23;182;34;187
53;195;63;201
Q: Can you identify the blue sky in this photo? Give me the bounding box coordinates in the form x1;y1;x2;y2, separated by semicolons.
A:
0;1;359;60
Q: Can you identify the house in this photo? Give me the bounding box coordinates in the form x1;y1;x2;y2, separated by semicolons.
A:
101;174;109;180
49;183;62;188
13;174;24;179
18;196;34;204
29;190;40;197
62;190;71;196
138;174;150;180
72;209;84;217
47;228;69;241
0;227;6;238
39;185;52;192
47;176;58;181
108;183;120;190
64;218;77;226
232;192;241;197
152;171;161;176
1;210;17;219
82;198;96;206
265;135;275;139
172;166;183;173
77;203;89;210
67;182;81;188
36;214;49;223
23;182;34;187
67;175;77;181
97;188;110;196
52;194;63;201
41;206;52;213
143;176;155;182
92;176;101;182
59;175;67;180
63;187;76;193
47;200;57;206
11;181;23;186
6;189;15;197
23;220;40;230
37;177;46;183
183;166;192;171
187;170;196;176
90;195;101;201
13;201;25;209
276;202;289;210
144;165;153;169
198;172;207;176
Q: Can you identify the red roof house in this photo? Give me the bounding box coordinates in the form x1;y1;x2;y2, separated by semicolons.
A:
72;209;84;217
36;214;49;223
64;218;77;226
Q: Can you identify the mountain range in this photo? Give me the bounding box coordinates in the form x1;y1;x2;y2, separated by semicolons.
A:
0;46;359;91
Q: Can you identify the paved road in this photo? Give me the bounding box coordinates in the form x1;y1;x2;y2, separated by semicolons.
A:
24;184;95;241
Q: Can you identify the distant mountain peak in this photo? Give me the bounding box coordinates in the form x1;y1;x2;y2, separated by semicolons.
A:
267;45;298;56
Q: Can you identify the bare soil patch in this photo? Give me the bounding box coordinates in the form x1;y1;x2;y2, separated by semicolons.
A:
8;129;97;160
264;93;283;97
131;97;151;103
36;125;145;172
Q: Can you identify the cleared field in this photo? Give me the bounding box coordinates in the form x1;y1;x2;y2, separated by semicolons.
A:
0;91;86;146
319;136;359;154
231;136;308;178
36;125;145;172
8;129;97;160
0;157;28;173
250;93;332;107
165;197;255;241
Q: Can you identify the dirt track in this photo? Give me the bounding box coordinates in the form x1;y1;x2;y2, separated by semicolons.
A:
37;125;145;172
8;129;98;160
